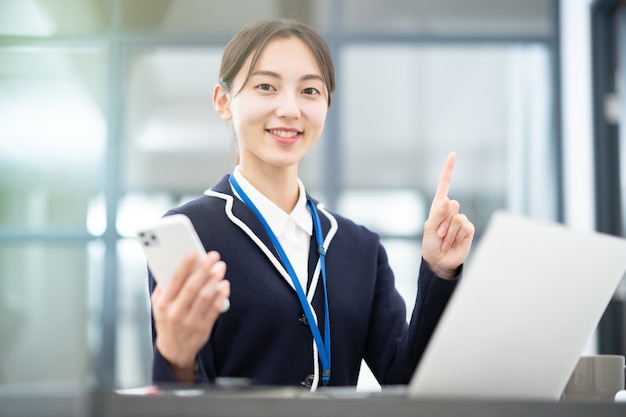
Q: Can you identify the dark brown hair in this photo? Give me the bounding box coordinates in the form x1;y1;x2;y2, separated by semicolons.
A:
218;18;335;106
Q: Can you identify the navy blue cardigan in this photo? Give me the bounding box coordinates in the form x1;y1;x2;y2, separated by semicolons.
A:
150;175;459;387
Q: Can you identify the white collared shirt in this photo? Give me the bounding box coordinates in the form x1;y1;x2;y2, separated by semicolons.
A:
231;167;313;290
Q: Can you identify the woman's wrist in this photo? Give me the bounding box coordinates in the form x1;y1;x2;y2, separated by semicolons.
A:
170;360;197;383
426;261;459;280
156;338;197;382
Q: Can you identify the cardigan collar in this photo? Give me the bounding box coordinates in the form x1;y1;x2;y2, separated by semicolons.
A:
231;167;313;240
205;174;338;296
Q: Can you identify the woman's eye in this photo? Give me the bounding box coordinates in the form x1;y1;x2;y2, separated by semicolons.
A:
302;87;320;95
256;84;275;91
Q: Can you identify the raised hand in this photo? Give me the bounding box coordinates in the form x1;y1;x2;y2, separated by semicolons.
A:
151;250;230;382
422;152;475;279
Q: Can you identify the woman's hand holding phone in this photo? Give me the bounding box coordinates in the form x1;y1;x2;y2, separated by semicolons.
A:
137;214;230;382
150;250;230;382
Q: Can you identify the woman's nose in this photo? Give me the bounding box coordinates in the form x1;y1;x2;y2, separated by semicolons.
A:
275;91;301;119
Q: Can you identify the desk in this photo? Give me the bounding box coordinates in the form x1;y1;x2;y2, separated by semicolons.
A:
2;388;626;417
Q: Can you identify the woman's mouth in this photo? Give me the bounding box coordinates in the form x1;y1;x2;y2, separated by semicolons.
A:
266;128;302;144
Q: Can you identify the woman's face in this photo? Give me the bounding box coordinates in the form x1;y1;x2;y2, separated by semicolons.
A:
220;36;329;173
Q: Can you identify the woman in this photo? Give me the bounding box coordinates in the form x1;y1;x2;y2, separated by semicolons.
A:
149;18;474;391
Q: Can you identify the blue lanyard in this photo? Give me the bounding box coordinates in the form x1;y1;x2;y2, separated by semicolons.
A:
229;175;331;385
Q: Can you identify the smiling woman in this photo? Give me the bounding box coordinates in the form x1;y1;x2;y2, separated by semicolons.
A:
213;36;330;205
148;17;474;391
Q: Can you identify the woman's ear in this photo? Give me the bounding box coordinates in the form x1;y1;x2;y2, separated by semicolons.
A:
213;84;232;121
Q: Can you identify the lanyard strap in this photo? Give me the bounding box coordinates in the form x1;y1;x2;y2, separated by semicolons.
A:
229;175;331;384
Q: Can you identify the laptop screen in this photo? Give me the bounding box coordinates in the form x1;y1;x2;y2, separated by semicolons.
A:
408;211;626;400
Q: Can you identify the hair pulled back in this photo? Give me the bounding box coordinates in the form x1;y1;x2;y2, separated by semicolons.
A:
218;18;335;106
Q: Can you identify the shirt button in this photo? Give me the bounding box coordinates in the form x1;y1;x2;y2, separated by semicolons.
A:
301;374;314;388
299;314;309;326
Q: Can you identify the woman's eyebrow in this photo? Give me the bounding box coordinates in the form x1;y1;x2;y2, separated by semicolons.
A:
251;70;324;83
301;74;324;83
251;70;280;79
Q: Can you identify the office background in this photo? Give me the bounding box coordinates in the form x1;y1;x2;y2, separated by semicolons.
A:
0;0;623;392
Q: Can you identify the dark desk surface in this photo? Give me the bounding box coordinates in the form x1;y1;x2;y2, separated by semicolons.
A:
2;387;626;417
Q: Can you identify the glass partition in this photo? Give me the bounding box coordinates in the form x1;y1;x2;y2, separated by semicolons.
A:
0;243;96;385
124;47;230;193
339;44;555;234
340;0;553;36
0;49;107;231
120;0;325;35
0;0;110;37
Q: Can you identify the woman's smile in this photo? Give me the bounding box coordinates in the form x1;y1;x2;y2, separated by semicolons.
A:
266;127;303;144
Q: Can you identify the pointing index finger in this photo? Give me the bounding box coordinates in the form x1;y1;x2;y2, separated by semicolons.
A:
434;152;457;203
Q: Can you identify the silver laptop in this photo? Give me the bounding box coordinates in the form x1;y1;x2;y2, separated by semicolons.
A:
407;210;626;400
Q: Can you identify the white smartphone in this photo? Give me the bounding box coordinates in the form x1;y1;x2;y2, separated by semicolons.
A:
135;214;207;288
136;214;230;312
